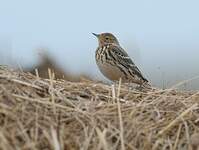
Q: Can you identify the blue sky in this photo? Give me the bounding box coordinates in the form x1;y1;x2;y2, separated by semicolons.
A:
0;0;199;89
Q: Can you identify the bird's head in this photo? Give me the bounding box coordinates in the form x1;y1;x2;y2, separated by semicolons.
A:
92;32;119;46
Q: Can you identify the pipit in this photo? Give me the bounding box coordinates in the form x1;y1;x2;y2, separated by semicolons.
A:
93;32;150;86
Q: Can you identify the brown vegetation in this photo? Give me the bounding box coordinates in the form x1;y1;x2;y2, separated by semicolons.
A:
0;66;198;150
25;52;91;82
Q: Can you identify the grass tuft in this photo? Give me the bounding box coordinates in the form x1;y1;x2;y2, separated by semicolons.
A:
0;66;198;149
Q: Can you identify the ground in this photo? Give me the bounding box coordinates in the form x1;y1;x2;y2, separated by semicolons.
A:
0;66;198;150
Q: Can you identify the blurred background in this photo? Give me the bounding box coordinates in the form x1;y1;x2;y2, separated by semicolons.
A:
0;0;199;90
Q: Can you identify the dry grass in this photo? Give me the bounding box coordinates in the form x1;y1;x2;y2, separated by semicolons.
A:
0;66;199;150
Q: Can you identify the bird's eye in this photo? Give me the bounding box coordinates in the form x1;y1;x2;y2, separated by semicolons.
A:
105;37;109;40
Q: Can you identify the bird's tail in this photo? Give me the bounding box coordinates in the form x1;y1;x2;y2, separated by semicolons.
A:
142;81;153;89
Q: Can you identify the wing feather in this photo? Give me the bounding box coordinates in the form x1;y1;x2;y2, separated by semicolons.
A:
108;44;148;82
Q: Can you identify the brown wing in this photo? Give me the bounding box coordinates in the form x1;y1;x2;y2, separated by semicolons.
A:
107;44;148;82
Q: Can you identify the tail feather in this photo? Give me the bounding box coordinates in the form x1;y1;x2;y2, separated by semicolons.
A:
142;81;152;89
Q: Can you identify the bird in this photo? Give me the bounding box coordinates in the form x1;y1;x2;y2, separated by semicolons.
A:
93;32;150;86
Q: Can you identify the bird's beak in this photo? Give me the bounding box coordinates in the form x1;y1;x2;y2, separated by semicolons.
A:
92;33;99;38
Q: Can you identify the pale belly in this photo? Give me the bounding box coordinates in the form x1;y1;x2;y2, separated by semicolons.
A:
96;61;126;81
